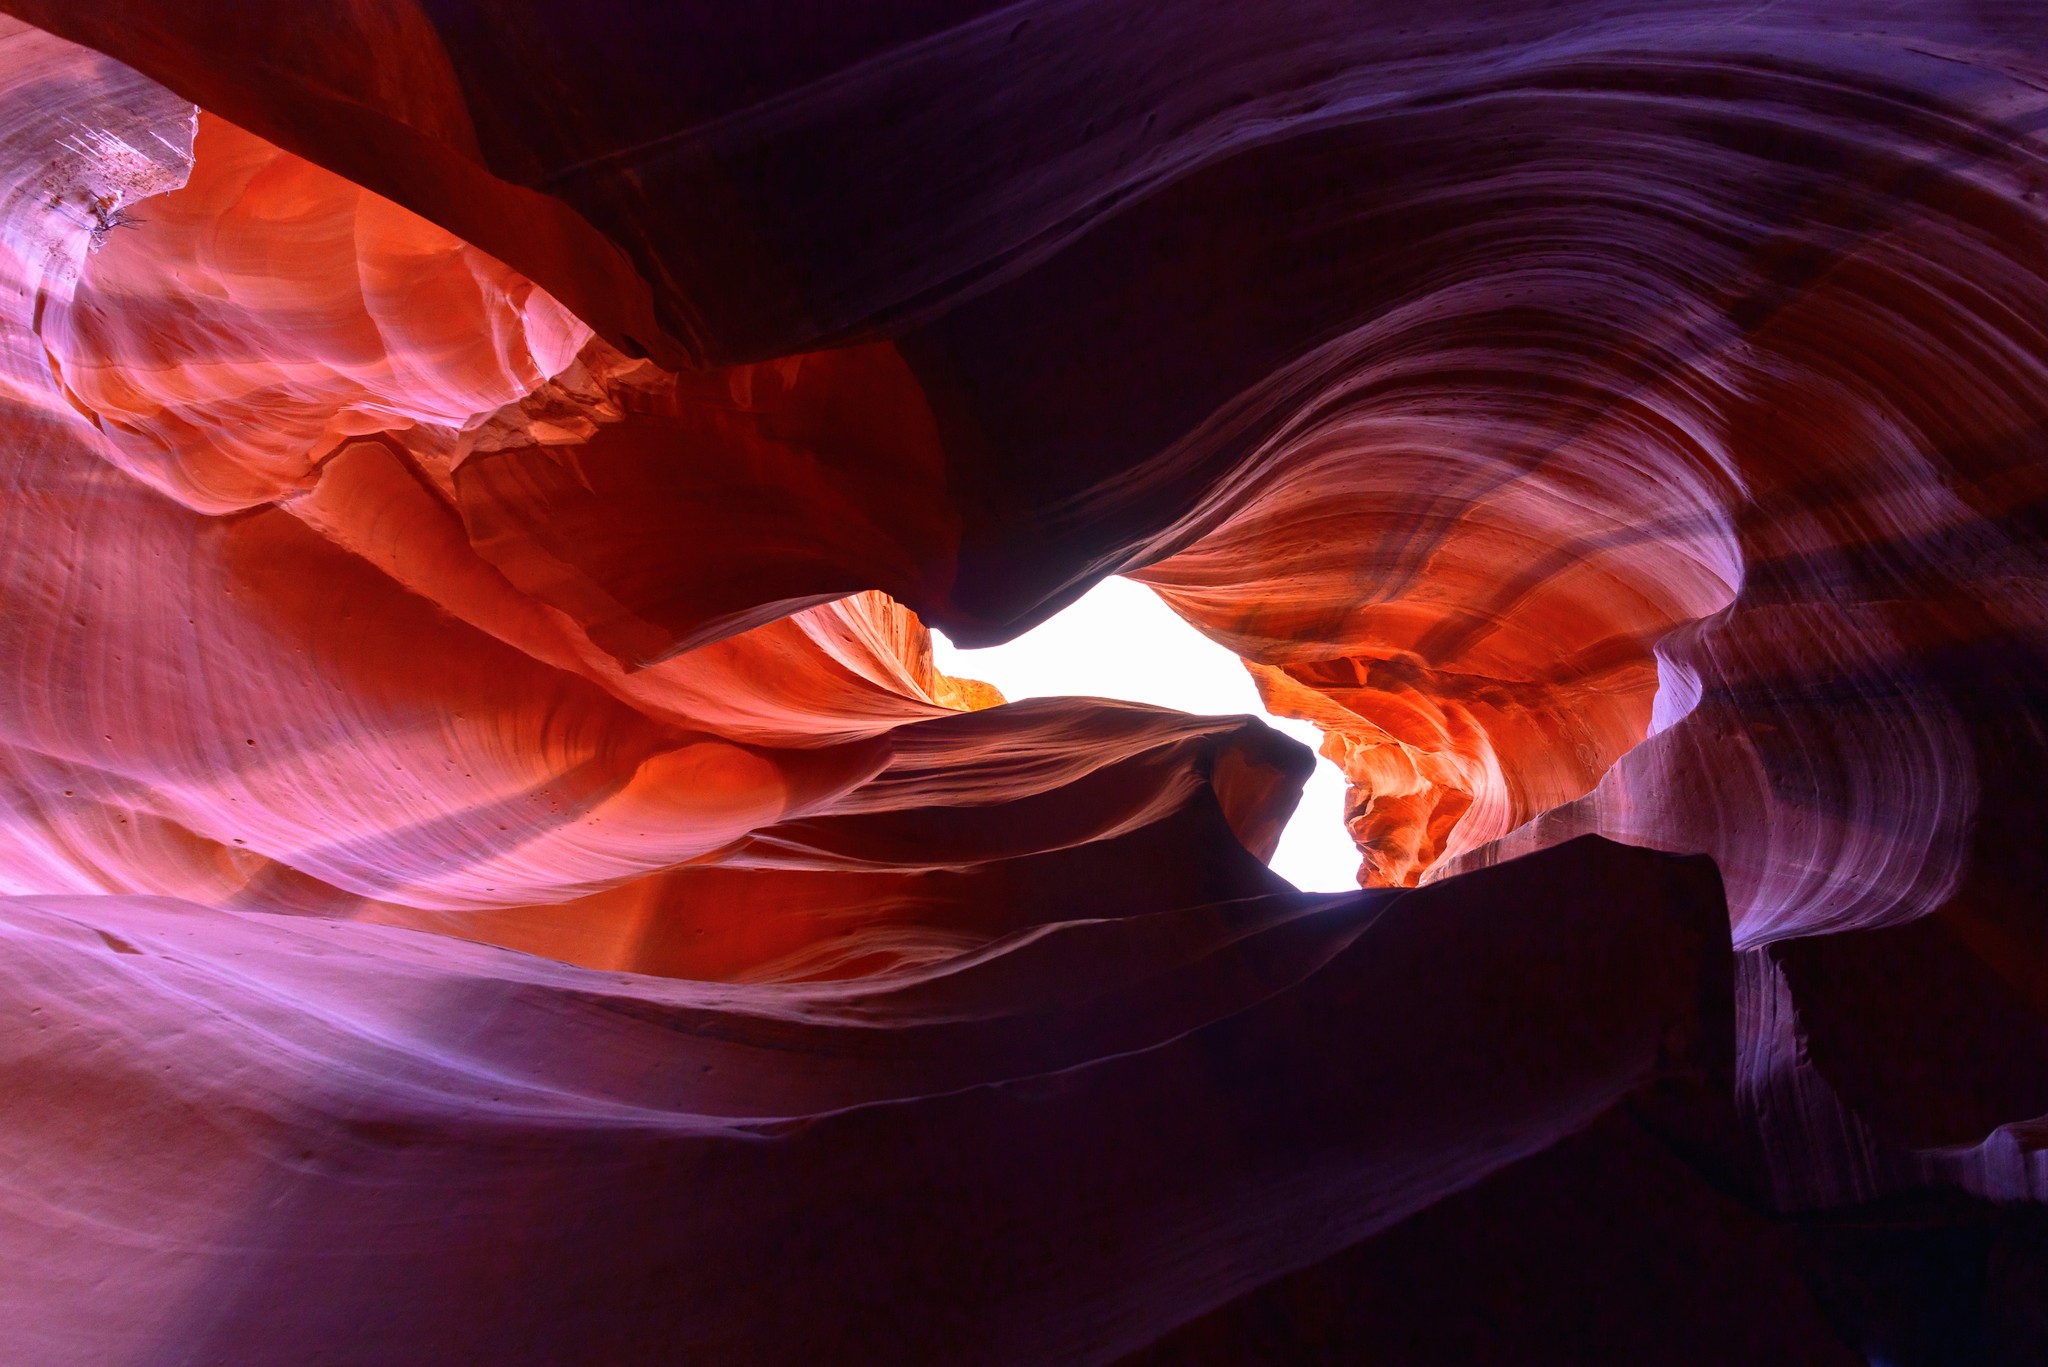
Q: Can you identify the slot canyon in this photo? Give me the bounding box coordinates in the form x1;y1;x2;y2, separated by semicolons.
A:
1;3;2047;1362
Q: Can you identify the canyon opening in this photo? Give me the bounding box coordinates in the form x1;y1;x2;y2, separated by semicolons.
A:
1;5;2045;1365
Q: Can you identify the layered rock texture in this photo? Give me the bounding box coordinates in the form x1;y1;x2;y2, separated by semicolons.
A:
1;4;2046;1363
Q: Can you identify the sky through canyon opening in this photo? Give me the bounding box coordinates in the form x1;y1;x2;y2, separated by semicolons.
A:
930;576;1361;891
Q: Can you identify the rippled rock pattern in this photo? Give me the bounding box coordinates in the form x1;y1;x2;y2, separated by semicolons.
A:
1;4;2046;1363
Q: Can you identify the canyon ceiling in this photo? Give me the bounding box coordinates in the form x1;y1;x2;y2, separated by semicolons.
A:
2;2;2047;1363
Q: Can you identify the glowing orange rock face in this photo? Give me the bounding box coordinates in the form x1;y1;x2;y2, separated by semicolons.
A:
40;112;588;513
0;35;1295;988
450;337;964;662
6;3;2048;1363
1138;417;1740;885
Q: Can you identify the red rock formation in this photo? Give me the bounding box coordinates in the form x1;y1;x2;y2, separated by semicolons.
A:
2;3;2047;1363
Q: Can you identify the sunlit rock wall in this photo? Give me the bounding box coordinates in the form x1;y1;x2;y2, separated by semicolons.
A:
2;3;2048;1363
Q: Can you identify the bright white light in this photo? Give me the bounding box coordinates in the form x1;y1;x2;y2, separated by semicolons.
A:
930;577;1361;892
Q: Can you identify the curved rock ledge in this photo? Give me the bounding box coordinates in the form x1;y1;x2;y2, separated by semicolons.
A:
0;5;2046;1362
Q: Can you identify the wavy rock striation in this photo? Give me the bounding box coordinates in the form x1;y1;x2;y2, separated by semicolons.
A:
1;4;2047;1363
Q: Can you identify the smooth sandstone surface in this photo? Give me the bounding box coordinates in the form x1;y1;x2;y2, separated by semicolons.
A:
0;4;2045;1362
